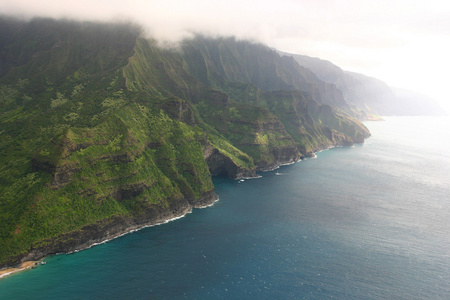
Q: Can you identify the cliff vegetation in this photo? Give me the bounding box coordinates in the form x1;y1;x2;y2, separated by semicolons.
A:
0;17;377;268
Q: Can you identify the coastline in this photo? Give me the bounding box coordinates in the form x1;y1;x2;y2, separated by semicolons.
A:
0;141;357;279
0;152;336;278
0;261;39;279
0;190;219;279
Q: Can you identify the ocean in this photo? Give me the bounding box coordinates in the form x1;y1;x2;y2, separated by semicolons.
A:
1;116;449;299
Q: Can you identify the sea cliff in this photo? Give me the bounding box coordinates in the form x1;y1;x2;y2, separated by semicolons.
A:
0;17;378;269
5;190;218;269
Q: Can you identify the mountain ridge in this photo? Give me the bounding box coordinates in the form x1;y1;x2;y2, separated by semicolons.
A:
0;17;438;269
276;50;446;118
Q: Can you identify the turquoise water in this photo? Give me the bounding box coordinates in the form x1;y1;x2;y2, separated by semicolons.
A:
1;116;449;299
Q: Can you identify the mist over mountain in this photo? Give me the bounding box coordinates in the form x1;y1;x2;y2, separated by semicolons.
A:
0;16;443;269
277;50;446;118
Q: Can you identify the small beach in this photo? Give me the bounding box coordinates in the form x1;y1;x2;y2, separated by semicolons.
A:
0;261;39;279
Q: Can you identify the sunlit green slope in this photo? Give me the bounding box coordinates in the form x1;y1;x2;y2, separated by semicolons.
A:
0;17;370;267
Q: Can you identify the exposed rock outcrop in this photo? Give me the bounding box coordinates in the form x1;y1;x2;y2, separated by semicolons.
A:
322;127;354;147
204;146;256;179
159;98;196;125
255;145;302;171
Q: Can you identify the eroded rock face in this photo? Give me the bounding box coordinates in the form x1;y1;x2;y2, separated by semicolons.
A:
256;146;302;171
205;148;256;179
159;98;196;126
322;127;354;147
116;182;152;202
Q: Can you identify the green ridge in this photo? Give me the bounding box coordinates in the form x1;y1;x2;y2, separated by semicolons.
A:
0;17;372;267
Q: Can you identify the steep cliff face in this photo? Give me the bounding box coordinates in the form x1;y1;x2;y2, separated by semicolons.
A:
8;188;218;268
204;146;256;179
123;38;306;170
0;19;218;268
182;37;354;115
177;38;370;153
0;18;373;268
199;101;303;170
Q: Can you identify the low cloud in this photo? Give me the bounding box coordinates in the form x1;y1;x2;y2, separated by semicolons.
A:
2;0;450;109
1;0;425;45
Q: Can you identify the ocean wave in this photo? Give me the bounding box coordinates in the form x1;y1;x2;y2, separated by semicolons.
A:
244;175;262;179
0;270;16;279
196;196;220;209
237;175;263;182
280;160;298;166
0;262;38;279
66;203;224;255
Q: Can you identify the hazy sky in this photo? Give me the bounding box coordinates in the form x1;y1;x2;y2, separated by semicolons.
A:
2;0;450;112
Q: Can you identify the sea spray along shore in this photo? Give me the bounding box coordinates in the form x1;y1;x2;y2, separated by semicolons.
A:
0;17;444;271
67;196;221;256
69;194;220;253
1;190;219;272
1;192;220;279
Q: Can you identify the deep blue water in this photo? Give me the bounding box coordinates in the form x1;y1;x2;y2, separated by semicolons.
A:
1;116;449;299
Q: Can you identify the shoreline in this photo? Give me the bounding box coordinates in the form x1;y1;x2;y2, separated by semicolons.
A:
0;193;219;280
0;144;347;279
0;261;39;279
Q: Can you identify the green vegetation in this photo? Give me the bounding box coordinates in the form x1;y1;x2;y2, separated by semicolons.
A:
0;18;214;266
0;17;371;267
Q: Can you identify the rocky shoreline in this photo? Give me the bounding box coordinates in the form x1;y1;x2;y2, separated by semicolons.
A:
0;139;361;276
0;189;219;273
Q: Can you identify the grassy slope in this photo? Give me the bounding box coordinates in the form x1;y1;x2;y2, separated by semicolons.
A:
0;19;214;265
0;18;371;266
1;20;140;262
123;38;259;169
180;37;370;152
